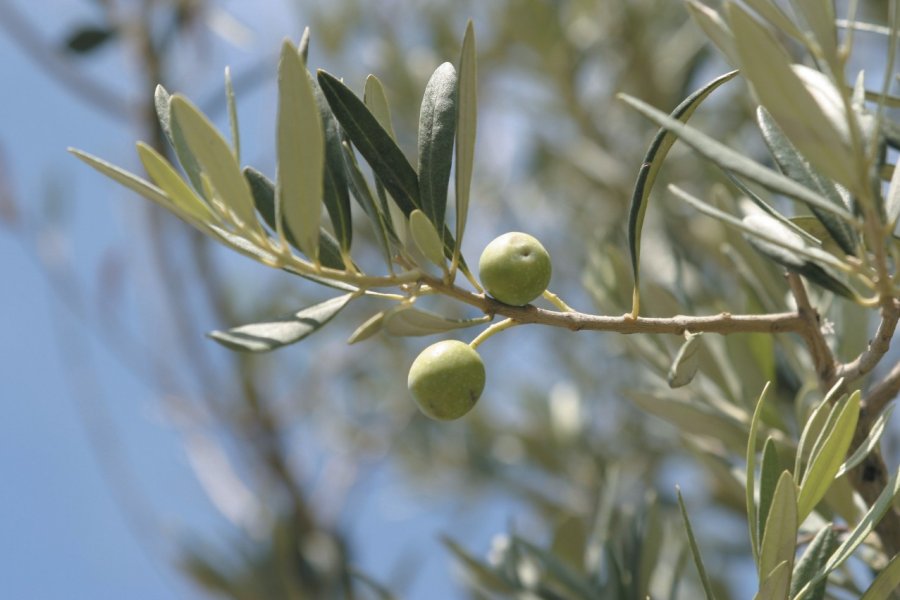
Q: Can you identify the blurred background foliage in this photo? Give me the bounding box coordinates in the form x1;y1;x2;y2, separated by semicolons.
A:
2;0;898;598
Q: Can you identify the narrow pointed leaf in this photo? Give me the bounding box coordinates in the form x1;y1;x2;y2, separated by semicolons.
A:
753;560;790;600
347;311;385;344
341;141;394;265
383;306;489;337
797;391;860;521
795;379;845;480
313;79;353;254
410;209;446;267
728;4;860;191
757;107;857;255
277;40;323;261
455;20;477;270
208;294;354;352
169;96;261;234
790;0;838;67
746;382;771;564
69;148;172;209
242;167;344;270
836;403;896;478
418;62;457;236
155;85;204;194
225;66;240;162
628;391;748;450
364;75;396;139
742;0;806;40
620;96;857;223
136;142;214;224
790;525;837;600
860;552;900;600
318;70;420;215
757;437;781;547
667;332;704;388
794;466;900;599
685;1;739;65
626;69;738;315
758;471;797;582
676;487;716;600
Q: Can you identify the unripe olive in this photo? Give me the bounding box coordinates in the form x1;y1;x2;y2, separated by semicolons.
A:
408;340;486;420
478;232;552;306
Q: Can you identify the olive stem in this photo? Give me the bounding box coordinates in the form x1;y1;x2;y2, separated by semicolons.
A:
542;289;575;312
470;318;517;349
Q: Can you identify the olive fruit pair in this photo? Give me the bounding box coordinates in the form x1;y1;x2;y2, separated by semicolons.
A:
408;232;552;421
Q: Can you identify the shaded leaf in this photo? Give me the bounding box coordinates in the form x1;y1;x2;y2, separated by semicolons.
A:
685;1;739;65
442;537;515;594
242;166;344;270
628;391;748;451
347;311;385;344
757;107;857;255
64;25;116;54
790;525;837;600
757;437;781;548
746;382;771;564
318;70;420;215
155;85;204;194
313;78;353;256
276;40;323;261
341;141;394;266
418;62;457;237
208;294;354;353
626;69;738;315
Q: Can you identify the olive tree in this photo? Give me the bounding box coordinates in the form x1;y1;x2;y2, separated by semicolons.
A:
67;1;900;598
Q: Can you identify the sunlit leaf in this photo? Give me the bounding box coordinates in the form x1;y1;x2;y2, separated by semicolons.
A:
347;311;385;344
136;142;214;224
276;39;323;261
409;209;446;267
667;332;704;388
383;306;489;337
757;471;797;583
746;382;771;564
208;294;354;352
859;552;900;600
225;66;240;162
835;403;896;478
685;1;739;65
454;20;477;273
728;4;860;191
757;437;780;548
798;391;860;521
753;560;790;600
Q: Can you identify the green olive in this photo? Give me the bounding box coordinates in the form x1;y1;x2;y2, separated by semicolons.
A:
478;232;552;306
407;340;486;420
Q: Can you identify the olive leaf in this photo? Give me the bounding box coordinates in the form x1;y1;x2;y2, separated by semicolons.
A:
154;85;203;195
276;39;323;261
64;25;117;54
208;294;354;352
313;77;353;256
746;382;771;564
409;209;446;267
790;525;837;600
418;62;457;237
727;4;860;192
454;20;477;271
341;141;394;267
685;1;739;66
835;403;896;478
347;311;385;344
626;69;738;316
136;142;215;224
382;306;489;337
676;488;716;600
756;107;856;255
757;471;797;583
754;560;790;600
242;166;344;270
797;391;860;521
224;67;240;162
756;437;780;548
667;332;704;388
318;70;421;215
860;553;900;600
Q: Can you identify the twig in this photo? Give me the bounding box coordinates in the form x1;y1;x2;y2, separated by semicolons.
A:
864;359;900;418
837;298;900;384
786;273;838;386
424;276;806;336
